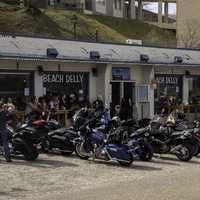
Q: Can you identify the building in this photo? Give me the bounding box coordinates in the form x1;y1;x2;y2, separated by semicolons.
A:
177;0;200;48
1;34;200;119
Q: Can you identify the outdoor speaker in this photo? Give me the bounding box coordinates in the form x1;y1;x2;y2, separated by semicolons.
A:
37;65;44;75
47;48;58;58
185;70;191;77
92;68;98;77
90;51;101;59
174;56;183;64
140;54;149;63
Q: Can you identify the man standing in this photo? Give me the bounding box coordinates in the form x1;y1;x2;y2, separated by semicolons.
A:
0;103;12;162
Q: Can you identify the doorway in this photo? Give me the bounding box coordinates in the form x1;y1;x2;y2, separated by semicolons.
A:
111;81;136;107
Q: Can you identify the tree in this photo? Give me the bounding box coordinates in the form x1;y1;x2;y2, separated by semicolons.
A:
178;20;200;49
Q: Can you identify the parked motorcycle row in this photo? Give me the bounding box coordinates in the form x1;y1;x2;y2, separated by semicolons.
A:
1;108;200;167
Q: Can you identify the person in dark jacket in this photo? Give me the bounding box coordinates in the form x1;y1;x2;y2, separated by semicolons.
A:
0;103;12;162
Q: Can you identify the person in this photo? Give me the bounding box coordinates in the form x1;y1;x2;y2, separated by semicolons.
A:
93;95;104;112
78;89;86;108
0;103;12;162
38;97;48;119
59;94;66;110
119;98;133;120
49;96;59;112
25;97;40;122
7;98;15;111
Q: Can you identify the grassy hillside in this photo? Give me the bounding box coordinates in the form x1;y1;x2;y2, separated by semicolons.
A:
0;4;176;47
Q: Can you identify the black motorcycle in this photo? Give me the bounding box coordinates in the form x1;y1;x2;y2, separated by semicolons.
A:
0;125;39;161
143;115;194;161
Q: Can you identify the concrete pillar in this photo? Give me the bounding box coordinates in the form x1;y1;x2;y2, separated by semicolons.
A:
149;67;155;118
104;64;112;106
81;0;86;10
34;71;44;98
158;1;163;24
19;0;24;8
183;76;189;105
164;2;169;23
138;0;143;20
130;0;136;19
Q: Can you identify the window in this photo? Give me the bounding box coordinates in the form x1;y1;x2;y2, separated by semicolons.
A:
114;0;117;9
112;68;130;80
96;0;105;6
119;0;122;10
189;76;200;104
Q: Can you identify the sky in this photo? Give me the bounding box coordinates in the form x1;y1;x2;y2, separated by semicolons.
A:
143;3;176;15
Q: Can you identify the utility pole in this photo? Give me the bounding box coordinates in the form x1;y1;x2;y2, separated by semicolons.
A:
70;15;78;40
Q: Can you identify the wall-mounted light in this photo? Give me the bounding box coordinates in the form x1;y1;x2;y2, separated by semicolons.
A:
92;67;98;77
47;48;58;58
16;60;19;70
37;65;44;76
90;51;101;60
140;54;149;63
58;64;61;72
185;70;191;78
174;56;183;64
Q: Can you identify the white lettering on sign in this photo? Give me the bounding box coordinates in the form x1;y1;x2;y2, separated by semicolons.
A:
156;76;178;85
65;74;84;83
43;74;64;83
43;73;84;84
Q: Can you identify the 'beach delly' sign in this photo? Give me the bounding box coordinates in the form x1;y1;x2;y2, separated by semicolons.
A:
43;73;84;84
42;72;89;95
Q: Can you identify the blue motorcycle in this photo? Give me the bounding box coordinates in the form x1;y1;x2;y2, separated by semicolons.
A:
74;115;134;166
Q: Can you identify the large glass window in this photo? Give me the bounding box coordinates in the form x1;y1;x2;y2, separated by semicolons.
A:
0;72;33;110
188;76;200;104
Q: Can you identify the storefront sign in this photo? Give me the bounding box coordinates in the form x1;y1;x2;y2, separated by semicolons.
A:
43;73;84;84
156;76;178;85
43;72;89;96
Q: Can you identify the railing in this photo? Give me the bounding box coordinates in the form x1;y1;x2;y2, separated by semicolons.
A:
15;110;71;127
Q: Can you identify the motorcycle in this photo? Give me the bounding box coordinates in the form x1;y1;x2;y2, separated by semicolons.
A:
74;116;134;166
143;115;194;161
0;125;39;161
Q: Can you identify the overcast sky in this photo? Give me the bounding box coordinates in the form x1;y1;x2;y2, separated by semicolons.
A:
143;3;176;15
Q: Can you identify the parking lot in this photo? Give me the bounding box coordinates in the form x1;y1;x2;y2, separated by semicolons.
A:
0;153;200;200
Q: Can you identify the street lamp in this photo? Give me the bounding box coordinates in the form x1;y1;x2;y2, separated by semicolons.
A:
70;14;78;40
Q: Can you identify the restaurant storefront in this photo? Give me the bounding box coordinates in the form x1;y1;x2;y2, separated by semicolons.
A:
154;74;183;113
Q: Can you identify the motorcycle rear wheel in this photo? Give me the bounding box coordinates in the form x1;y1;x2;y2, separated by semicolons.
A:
14;138;39;161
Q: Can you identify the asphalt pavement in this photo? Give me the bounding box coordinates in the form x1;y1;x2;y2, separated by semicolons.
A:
0;153;200;200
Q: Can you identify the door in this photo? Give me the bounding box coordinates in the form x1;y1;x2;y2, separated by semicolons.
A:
111;82;121;106
111;81;135;106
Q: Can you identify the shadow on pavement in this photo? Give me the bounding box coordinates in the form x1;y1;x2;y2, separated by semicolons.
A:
150;159;180;166
158;156;200;164
3;157;79;169
89;160;162;171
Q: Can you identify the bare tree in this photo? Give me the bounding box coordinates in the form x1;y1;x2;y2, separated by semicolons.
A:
179;20;200;49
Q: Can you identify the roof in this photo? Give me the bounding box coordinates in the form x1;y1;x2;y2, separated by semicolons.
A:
0;34;200;66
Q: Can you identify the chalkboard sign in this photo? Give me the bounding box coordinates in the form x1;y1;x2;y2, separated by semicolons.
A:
43;72;89;96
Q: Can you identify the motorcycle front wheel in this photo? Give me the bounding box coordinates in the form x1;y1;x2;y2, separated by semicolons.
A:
118;159;133;166
75;143;89;160
175;144;193;162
